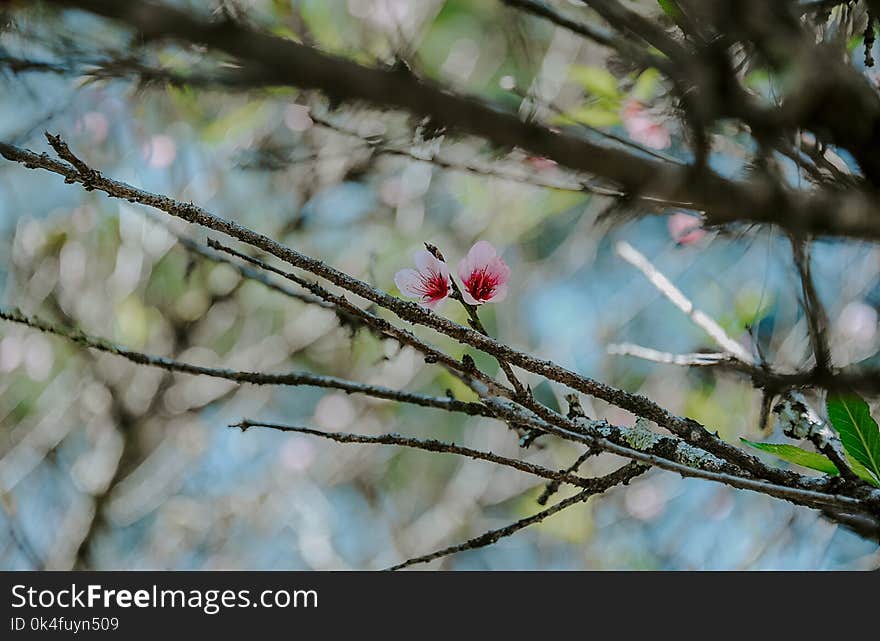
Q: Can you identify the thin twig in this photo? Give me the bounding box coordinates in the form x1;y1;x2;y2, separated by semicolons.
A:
608;344;880;399
500;0;671;72
0;136;873;503
232;420;600;490
537;448;597;505
789;234;832;373
386;462;648;570
607;343;735;367
173;232;331;310
0;307;492;417
615;240;756;364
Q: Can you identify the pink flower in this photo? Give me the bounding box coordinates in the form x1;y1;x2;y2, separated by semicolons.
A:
457;241;510;305
394;249;451;309
667;212;707;245
622;99;671;150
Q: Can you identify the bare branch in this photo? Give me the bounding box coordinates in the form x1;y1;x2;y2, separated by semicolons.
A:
0;307;491;418
537;448;596;506
615;240;756;364
476;393;880;515
608;343;734;367
0;135;846;493
232;420;602;491
789;235;832;373
386;462;648;570
500;0;669;70
36;0;880;241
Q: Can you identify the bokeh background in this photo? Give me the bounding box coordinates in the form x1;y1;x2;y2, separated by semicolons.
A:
1;0;879;570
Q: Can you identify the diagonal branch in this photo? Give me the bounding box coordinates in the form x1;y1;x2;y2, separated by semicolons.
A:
37;0;880;241
608;343;736;367
0;135;843;490
615;240;756;364
475;391;880;514
232;420;602;491
385;462;648;570
203;238;512;398
0;307;491;418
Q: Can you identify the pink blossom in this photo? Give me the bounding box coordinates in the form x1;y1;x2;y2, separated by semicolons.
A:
667;212;707;245
394;249;451;309
457;241;510;305
622;99;671;150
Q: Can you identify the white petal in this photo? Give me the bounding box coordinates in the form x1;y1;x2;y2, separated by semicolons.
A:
394;269;423;298
460;287;481;305
489;283;508;303
423;296;445;310
414;249;445;275
488;256;511;286
459;240;497;280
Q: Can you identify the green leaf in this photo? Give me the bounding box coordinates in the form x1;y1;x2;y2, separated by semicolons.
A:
740;439;839;475
569;65;620;100
632;68;661;102
827;394;880;482
560;105;621;127
658;0;684;21
848;34;864;54
845;452;880;487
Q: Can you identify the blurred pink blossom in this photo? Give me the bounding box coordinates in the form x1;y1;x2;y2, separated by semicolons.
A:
394;249;451;309
78;111;109;145
457;241;510;305
667;212;707;245
284;104;314;132
622;99;671;150
143;134;177;169
526;156;558;172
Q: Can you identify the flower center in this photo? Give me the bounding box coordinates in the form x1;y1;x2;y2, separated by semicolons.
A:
465;268;499;302
417;270;449;302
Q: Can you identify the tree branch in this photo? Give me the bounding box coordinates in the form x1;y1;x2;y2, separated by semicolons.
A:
0;134;845;493
386;462;648;570
475;392;880;515
789;235;832;373
232;420;604;491
0;306;491;418
615;240;755;364
37;0;880;241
